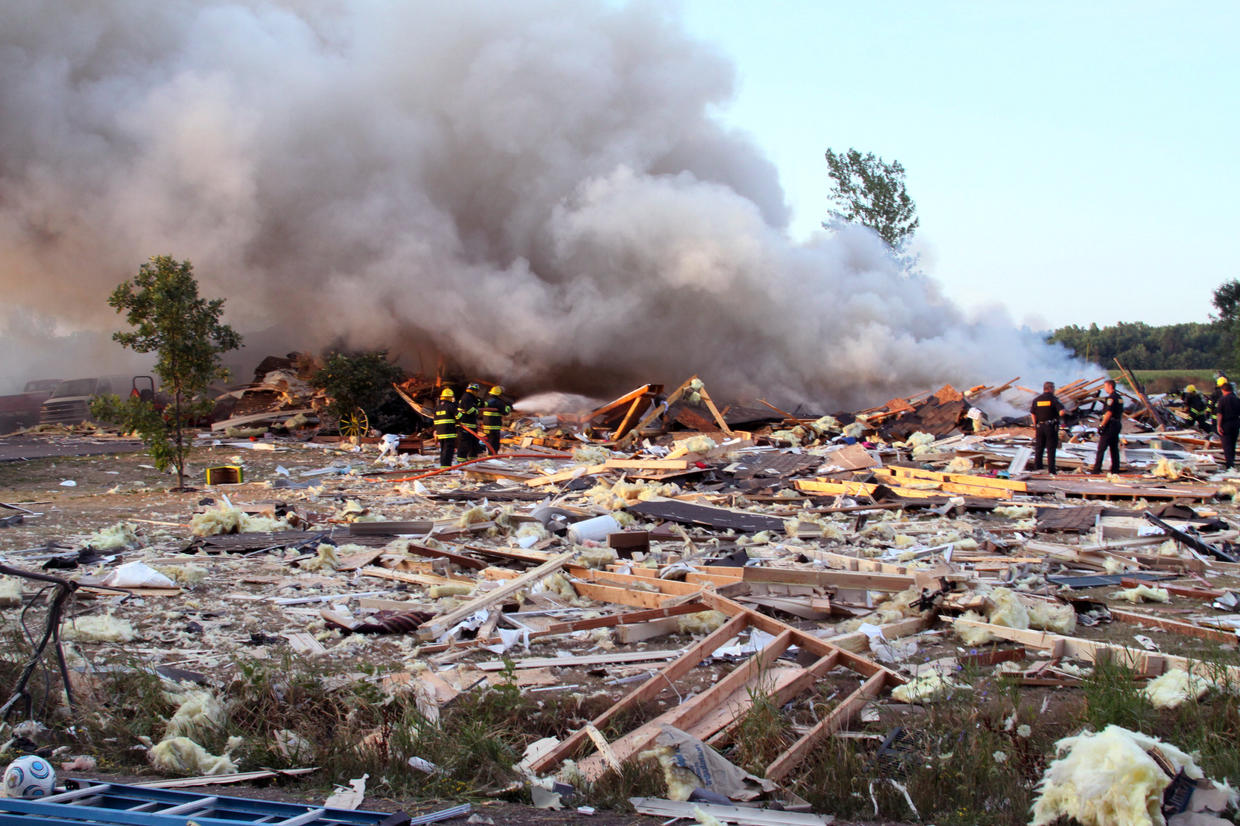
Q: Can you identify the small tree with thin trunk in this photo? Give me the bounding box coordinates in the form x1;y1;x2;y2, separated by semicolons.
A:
92;255;241;489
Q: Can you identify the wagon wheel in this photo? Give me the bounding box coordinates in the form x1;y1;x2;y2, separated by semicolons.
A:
339;407;369;441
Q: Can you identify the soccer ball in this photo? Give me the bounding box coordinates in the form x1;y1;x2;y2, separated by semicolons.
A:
3;755;56;799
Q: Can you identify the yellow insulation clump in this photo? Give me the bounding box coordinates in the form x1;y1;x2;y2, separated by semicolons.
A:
891;673;956;703
677;435;718;455
154;564;208;588
1141;669;1211;709
537;572;578;603
429;583;473;598
300;543;341;572
994;505;1036;519
85;522;140;550
189;505;289;537
638;745;699;801
163;687;225;740
1028;600;1077;634
954;611;995;645
575;547;618;569
810;415;841;435
457;505;490;528
1111;585;1171;604
1151;458;1184;480
586;479;679;509
63;614;136;642
149;736;241;776
676;610;728;635
945;456;974;473
988;587;1030;629
572;444;611;465
0;577;22;608
1031;725;1234;826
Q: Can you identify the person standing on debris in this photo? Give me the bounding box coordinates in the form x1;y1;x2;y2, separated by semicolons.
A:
1216;382;1240;470
1030;381;1064;474
455;382;483;460
434;387;458;467
1090;379;1124;475
1182;384;1211;431
481;385;512;454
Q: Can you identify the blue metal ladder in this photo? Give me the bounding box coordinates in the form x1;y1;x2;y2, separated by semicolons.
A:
0;780;469;826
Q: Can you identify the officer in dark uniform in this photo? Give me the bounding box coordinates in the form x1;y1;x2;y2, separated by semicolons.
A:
1182;384;1211;432
1216;382;1240;470
1030;381;1064;474
480;385;512;454
1090;379;1124;474
455;382;482;460
434;387;458;467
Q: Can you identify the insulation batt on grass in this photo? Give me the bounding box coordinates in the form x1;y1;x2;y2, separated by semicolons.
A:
189;505;289;537
1140;669;1212;709
1112;584;1171;604
149;736;242;776
0;576;21;607
1031;725;1236;826
63;614;135;643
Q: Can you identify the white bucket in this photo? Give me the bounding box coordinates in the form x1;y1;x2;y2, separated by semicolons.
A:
567;514;621;544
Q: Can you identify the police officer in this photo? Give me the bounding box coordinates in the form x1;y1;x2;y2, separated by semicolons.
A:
434;387;458;467
1030;381;1064;474
480;385;512;454
1182;384;1211;431
455;382;482;461
1216;382;1240;470
1090;379;1124;475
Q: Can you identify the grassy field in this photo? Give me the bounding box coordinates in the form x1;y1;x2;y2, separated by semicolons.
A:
1107;369;1217;394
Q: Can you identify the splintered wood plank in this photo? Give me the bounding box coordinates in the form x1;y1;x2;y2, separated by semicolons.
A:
765;671;889;782
570;580;676;609
1110;609;1236;643
417;551;574;639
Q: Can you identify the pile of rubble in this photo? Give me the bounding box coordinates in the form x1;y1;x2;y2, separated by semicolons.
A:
2;371;1239;823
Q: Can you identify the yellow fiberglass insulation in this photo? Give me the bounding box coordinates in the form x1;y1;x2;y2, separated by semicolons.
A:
945;456;974;473
638;745;699;801
994;505;1037;520
163;688;225;740
891;673;956;703
769;428;802;446
0;576;22;607
149;736;242;776
1141;669;1211;709
429;583;473;598
153;564;208;587
692;805;725;826
572;444;611;465
954;611;995;645
987;587;1030;629
676;610;728;635
537;572;578;603
575;546;618;569
1030;725;1233;826
1027;600;1077;634
63;614;135;642
677;434;718;455
189;505;289;537
302;543;342;572
85;521;140;550
1112;585;1171;604
1152;458;1184;480
810;415;841;435
906;432;935;449
457;505;491;528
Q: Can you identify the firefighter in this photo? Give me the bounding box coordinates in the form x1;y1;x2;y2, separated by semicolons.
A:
1182;384;1211;431
481;385;512;454
1090;379;1124;475
434;387;457;467
455;382;482;460
1217;382;1240;470
1030;381;1064;474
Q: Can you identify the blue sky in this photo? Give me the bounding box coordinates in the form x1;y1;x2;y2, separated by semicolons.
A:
678;1;1238;330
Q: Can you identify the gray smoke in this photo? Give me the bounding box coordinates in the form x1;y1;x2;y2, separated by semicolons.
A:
0;0;1084;403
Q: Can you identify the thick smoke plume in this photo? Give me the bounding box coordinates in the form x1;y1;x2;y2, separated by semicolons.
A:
0;0;1082;404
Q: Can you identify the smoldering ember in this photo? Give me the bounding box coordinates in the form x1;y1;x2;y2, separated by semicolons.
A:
2;354;1240;826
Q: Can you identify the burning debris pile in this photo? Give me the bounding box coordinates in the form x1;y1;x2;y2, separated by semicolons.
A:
1;366;1240;823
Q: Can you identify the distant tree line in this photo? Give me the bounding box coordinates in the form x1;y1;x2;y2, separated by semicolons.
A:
1048;279;1240;372
1047;320;1225;370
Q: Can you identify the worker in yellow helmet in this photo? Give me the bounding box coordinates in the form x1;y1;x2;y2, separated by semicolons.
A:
480;385;512;454
455;382;483;460
1182;384;1210;431
1211;373;1230;421
434;387;458;467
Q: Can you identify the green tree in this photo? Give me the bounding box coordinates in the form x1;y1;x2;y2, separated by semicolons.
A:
823;148;919;248
1212;279;1240;373
93;255;241;489
311;350;404;420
